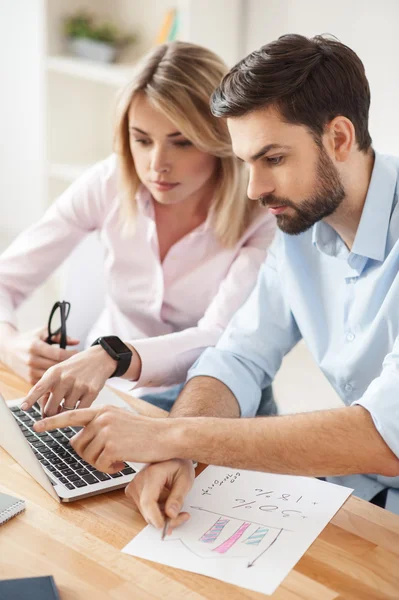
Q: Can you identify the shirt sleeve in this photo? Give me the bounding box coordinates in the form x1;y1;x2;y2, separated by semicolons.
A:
186;233;302;417
130;212;276;389
353;335;399;459
0;157;115;326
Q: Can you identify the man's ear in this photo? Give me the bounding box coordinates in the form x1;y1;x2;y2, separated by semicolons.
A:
324;116;355;162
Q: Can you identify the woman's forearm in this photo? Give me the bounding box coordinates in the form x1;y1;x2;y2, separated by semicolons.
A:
124;343;143;381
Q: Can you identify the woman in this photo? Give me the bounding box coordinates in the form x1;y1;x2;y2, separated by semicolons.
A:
1;41;275;414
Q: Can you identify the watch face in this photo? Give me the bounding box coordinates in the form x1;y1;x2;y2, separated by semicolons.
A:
103;336;129;354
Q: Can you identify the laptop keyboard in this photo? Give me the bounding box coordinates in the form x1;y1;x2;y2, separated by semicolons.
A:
10;403;135;491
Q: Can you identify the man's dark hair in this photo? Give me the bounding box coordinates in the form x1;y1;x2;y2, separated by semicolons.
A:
211;34;372;152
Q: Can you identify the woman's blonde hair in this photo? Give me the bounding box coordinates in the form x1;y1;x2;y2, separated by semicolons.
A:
114;41;260;247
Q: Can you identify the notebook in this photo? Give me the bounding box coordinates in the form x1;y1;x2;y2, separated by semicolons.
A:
0;492;25;525
0;576;60;600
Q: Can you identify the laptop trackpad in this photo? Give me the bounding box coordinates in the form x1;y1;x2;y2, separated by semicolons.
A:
92;386;138;414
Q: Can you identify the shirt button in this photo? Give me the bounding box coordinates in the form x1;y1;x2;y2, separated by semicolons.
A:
346;332;355;342
345;383;353;392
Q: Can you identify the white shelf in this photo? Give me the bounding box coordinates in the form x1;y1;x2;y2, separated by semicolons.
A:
46;55;134;87
48;162;93;183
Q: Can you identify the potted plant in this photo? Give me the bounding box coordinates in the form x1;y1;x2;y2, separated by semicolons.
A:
64;12;136;63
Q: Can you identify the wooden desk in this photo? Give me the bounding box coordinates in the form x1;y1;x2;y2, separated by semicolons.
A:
1;365;399;599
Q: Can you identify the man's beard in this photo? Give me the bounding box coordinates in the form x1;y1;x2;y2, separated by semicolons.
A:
260;147;346;235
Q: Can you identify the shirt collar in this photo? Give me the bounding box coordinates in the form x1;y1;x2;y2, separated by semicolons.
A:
312;152;397;262
312;220;347;259
351;152;397;261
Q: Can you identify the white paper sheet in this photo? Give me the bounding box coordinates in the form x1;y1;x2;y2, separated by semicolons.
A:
122;466;352;595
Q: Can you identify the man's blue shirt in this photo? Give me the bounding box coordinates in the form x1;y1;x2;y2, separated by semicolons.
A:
188;152;399;498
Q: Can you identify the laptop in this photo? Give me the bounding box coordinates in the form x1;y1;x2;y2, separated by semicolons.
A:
0;387;140;503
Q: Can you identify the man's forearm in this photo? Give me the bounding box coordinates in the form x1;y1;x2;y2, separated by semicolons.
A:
169;376;240;418
167;405;399;478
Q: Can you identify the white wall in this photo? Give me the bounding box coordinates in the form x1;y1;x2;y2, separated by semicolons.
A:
244;0;399;155
0;0;46;242
180;0;245;66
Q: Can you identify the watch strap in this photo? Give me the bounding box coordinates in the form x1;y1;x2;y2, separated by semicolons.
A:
91;337;132;378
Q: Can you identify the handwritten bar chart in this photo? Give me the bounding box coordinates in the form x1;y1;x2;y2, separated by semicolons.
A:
200;517;230;543
213;522;251;554
244;526;269;546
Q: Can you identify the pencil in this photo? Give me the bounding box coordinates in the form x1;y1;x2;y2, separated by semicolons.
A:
162;517;170;540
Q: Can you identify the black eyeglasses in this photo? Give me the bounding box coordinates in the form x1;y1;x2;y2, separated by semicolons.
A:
45;301;71;350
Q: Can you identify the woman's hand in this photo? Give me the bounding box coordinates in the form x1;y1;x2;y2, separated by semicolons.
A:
0;323;79;384
125;459;195;534
21;345;116;415
32;406;176;469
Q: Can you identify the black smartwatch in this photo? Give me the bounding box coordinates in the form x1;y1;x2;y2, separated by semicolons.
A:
91;336;132;378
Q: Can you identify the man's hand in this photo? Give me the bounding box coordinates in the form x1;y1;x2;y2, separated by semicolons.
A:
0;323;79;385
20;345;116;415
126;460;195;534
32;406;175;470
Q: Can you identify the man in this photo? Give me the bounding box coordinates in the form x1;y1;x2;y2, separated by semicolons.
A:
29;34;399;529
